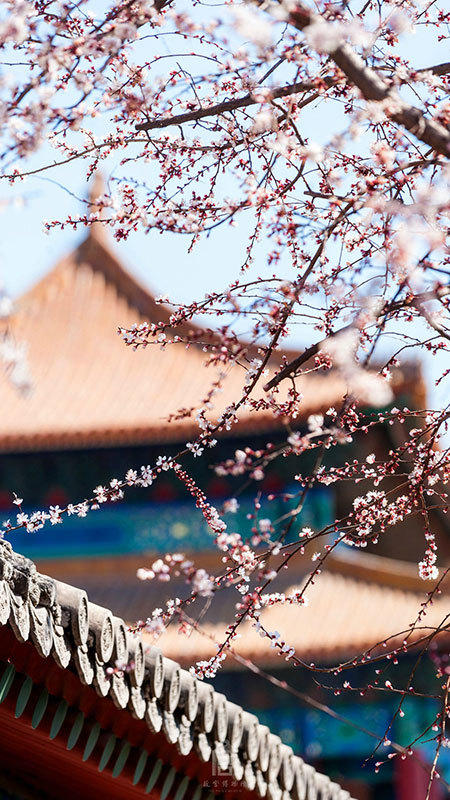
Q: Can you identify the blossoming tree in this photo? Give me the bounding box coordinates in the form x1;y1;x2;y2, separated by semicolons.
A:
0;0;449;793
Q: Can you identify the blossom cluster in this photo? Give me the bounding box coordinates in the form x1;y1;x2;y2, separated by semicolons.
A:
0;0;449;784
137;553;215;597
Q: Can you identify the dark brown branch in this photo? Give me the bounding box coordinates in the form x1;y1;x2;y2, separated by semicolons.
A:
417;62;450;76
263;327;345;391
282;4;450;158
135;78;333;131
264;287;450;391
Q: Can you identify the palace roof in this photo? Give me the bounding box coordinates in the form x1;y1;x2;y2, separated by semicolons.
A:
0;221;424;453
46;549;448;669
153;551;450;668
0;542;352;800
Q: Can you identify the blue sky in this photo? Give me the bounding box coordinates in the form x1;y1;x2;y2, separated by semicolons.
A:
0;6;447;416
1;1;446;302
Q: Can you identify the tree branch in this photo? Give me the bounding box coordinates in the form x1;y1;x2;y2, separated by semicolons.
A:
264;287;450;391
417;62;450;76
135;78;333;131
265;3;450;158
263;324;355;391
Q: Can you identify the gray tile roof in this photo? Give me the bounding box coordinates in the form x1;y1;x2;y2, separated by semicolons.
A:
0;541;354;800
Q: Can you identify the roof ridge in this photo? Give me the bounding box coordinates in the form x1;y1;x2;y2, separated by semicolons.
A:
14;229;247;351
12;227;173;328
8;231;172;334
75;229;174;324
326;551;450;594
16;225;300;358
0;540;354;800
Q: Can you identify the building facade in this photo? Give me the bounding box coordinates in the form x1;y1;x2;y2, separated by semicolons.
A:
0;216;448;799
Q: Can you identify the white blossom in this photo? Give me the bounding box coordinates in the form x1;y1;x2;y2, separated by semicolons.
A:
307;414;324;434
192;568;214;597
233;7;273;50
251;110;277;134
